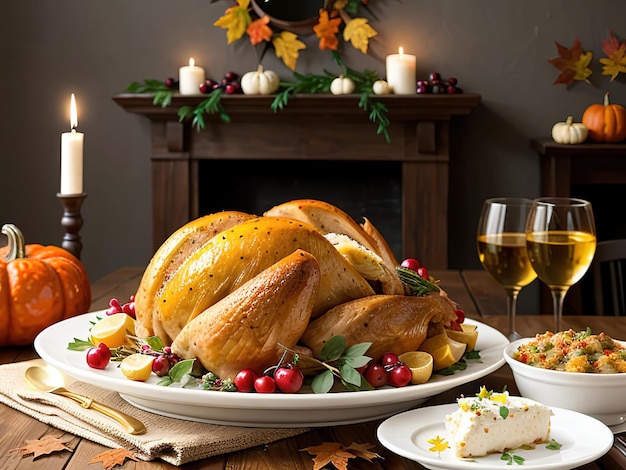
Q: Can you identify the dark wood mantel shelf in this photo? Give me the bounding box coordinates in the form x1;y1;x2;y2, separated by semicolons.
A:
113;93;481;268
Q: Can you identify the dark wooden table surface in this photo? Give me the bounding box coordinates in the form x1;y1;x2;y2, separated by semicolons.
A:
1;267;624;469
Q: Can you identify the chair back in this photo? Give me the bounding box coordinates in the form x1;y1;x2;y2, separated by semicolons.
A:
592;239;626;315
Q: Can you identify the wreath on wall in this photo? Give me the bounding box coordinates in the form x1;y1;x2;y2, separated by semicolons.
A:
212;0;378;70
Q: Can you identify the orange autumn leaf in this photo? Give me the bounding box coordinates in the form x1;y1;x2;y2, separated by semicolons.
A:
343;17;377;54
301;441;381;470
547;37;593;85
272;31;306;71
213;0;252;44
314;9;342;51
88;448;139;469
247;15;272;46
600;30;626;81
11;435;73;458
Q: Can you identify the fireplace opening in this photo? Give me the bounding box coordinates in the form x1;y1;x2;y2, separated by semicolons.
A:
198;159;403;260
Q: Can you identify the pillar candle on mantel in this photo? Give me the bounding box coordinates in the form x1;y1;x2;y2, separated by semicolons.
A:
60;93;84;195
179;57;205;95
386;47;416;95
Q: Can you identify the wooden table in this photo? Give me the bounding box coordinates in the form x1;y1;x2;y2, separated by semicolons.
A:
1;267;624;469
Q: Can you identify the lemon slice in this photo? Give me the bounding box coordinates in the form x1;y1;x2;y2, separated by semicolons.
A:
90;313;136;349
120;353;154;381
419;333;467;371
398;351;433;384
445;324;479;351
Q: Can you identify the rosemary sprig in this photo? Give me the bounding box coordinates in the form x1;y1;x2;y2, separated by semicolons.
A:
125;79;174;108
178;88;230;131
396;266;441;296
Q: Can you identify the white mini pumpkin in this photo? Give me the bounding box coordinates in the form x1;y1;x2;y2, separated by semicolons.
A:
330;76;356;95
240;65;280;95
372;79;392;95
551;116;588;144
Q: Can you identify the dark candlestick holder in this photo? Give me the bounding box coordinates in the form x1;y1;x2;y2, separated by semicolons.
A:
57;192;87;260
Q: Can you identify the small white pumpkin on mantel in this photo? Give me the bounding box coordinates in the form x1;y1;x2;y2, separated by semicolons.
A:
240;65;280;95
330;75;356;95
551;116;589;144
372;79;392;95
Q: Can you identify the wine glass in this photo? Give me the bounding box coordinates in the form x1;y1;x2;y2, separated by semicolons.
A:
477;198;537;340
525;197;596;332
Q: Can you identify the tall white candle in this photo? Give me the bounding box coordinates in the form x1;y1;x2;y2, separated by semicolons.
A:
60;94;84;195
386;47;417;95
179;57;206;95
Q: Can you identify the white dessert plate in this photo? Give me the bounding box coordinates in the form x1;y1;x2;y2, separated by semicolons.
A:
34;312;507;428
377;403;614;470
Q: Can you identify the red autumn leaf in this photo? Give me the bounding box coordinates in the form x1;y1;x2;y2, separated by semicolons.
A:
246;15;272;46
547;37;593;85
88;448;139;469
10;435;73;459
313;9;342;51
301;441;381;470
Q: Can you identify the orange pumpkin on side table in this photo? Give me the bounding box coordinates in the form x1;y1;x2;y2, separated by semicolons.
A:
0;224;91;346
582;91;626;143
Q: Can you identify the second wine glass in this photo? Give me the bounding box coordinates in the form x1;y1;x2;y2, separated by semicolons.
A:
477;198;537;340
525;197;596;332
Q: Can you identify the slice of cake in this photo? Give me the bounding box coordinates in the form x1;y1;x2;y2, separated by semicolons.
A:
444;386;553;458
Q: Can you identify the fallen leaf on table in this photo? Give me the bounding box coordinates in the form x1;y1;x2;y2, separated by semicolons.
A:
88;448;139;469
600;30;626;81
301;441;381;470
547;37;593;85
11;435;73;458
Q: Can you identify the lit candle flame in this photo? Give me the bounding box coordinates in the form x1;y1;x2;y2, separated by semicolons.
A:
399;47;404;56
70;93;78;130
189;57;195;67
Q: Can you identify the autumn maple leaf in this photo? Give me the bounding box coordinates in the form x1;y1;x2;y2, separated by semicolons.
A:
600;30;626;81
213;0;252;44
10;435;73;459
301;441;381;470
89;448;139;470
314;9;342;51
247;15;272;46
343;17;377;54
548;37;593;85
272;31;306;71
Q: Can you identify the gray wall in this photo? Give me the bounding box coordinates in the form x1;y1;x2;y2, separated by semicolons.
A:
2;1;624;313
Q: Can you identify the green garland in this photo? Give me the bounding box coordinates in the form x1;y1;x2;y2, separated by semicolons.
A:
124;52;390;142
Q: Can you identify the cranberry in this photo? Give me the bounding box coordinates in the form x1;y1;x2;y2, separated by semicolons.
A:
380;353;400;367
199;82;211;94
416;85;429;94
400;258;421;272
234;369;259;393
86;343;111;370
224;71;239;82
447;77;458;86
274;364;304;393
446;85;459;94
225;83;241;95
454;308;466;324
429;72;441;82
152;355;171;376
254;375;276;393
165;77;178;89
364;363;387;388
387;364;412;387
416;266;429;279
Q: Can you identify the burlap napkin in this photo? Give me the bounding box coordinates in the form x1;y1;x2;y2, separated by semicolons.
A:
0;359;309;465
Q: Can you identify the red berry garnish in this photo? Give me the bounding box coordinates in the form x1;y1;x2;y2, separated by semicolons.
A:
454;308;466;324
364;363;387;388
380;352;400;367
274;364;304;394
400;258;421;272
387;363;412;387
254;375;276;393
199;82;210;94
234;369;259;393
165;77;178;89
86;343;111;370
447;77;458;86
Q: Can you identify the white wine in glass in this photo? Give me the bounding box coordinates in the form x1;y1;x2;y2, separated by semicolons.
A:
525;197;596;332
477;198;537;340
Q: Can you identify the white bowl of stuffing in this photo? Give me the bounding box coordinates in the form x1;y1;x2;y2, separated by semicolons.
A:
503;328;626;427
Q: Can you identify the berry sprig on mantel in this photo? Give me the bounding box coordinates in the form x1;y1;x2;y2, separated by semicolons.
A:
123;51;392;141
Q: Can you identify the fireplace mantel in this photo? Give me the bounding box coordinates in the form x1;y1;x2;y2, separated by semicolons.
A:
113;93;480;268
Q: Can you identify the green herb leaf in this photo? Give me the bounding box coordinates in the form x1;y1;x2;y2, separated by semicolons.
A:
168;359;196;382
320;335;347;361
342;355;371;369
311;369;335;394
499;405;509;419
546;439;563;450
396;266;441;296
67;337;93;351
339;363;362;387
344;342;372;358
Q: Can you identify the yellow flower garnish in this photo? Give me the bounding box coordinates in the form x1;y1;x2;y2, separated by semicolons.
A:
491;393;508;404
427;435;449;453
477;385;490;399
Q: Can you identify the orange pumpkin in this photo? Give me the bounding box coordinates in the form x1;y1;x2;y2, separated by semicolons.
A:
0;224;91;346
582;92;626;143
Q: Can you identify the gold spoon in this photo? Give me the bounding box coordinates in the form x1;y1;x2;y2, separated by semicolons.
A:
24;365;147;435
